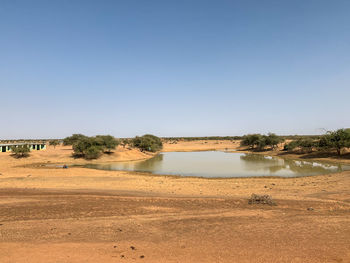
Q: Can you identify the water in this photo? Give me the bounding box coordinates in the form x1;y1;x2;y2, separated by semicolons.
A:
82;151;350;178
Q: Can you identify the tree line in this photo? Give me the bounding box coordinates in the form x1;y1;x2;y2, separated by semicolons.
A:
284;129;350;156
63;134;163;159
241;129;350;156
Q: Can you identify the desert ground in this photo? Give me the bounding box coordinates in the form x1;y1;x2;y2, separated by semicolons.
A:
0;140;349;263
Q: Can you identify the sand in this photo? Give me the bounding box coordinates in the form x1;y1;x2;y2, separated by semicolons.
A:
0;141;349;262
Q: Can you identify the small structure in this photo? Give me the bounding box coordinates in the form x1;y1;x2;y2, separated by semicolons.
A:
0;143;46;153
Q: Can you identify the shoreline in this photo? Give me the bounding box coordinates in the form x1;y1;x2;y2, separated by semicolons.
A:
232;148;350;165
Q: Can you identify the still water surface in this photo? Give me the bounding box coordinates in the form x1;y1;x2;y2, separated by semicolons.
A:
83;151;350;178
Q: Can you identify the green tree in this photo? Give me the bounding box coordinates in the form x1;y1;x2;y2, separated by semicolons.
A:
318;129;350;156
95;135;119;153
70;134;120;159
265;133;284;150
120;138;130;148
11;145;30;158
241;134;263;149
84;145;103;159
72;136;101;157
132;134;163;152
63;134;87;146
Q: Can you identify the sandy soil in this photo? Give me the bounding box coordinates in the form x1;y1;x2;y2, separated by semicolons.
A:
0;141;349;263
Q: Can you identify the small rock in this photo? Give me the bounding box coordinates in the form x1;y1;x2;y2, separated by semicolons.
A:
121;255;125;258
113;245;117;248
130;246;136;250
140;255;145;259
307;207;314;211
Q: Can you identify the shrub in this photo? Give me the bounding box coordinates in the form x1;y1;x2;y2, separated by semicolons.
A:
49;140;60;148
248;194;276;205
297;138;316;153
132;134;163;152
283;138;316;153
283;140;299;151
11;145;30;158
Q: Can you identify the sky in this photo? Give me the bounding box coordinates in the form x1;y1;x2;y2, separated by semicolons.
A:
0;0;349;139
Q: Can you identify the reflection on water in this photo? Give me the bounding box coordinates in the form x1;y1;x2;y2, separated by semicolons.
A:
240;154;344;175
83;151;350;178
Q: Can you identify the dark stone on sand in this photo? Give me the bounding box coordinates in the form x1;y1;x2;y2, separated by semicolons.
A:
248;194;276;205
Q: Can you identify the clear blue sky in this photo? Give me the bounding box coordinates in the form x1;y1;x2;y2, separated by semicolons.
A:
1;0;349;139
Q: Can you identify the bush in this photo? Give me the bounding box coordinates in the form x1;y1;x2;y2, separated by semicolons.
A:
248;194;276;205
297;138;316;153
283;140;299;151
283;138;316;153
132;134;163;152
49;140;60;148
11;145;30;158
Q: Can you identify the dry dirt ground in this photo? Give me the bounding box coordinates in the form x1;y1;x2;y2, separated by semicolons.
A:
0;141;349;263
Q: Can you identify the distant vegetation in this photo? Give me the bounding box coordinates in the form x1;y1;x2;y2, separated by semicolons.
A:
239;129;350;157
162;136;242;142
63;134;119;159
49;139;60;148
284;128;350;156
132;134;163;152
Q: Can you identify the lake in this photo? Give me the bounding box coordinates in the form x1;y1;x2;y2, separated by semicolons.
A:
82;151;350;178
